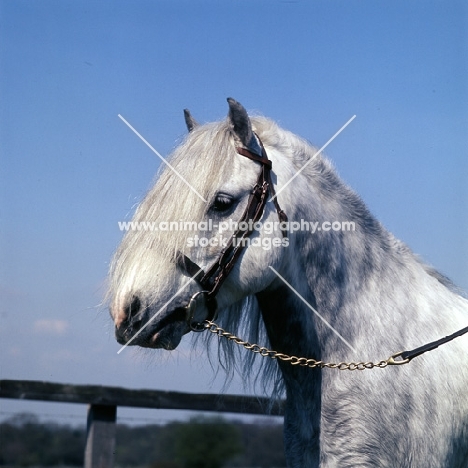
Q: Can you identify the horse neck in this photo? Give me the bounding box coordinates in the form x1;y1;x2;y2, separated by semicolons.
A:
257;153;459;365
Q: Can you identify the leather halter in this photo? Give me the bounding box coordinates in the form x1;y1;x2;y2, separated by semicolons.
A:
177;135;287;329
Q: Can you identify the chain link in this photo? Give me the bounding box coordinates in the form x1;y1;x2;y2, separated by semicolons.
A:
202;321;410;371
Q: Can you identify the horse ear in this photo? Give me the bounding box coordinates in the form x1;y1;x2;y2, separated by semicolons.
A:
227;98;262;156
227;98;252;146
183;109;198;132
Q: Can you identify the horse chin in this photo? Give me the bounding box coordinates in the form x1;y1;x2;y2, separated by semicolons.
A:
146;320;188;350
116;306;191;351
145;307;191;350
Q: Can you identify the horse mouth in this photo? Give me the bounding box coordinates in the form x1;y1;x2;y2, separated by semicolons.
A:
116;307;190;350
147;307;189;350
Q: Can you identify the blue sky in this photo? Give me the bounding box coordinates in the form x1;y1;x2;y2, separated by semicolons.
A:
1;0;467;424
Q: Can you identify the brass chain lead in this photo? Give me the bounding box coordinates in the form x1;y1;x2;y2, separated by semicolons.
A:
203;321;410;371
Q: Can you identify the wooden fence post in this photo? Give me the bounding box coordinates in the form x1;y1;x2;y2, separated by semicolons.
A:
0;378;284;468
84;404;117;468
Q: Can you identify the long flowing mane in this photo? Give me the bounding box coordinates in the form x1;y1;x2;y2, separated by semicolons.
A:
109;121;236;299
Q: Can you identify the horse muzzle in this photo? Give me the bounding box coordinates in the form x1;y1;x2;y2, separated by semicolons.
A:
112;290;217;350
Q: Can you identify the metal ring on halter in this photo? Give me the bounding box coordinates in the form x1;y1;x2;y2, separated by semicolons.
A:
185;291;213;332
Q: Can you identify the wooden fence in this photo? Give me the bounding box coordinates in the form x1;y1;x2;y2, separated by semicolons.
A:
0;379;284;468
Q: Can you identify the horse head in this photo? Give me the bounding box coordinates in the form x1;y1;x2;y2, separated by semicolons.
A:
108;99;290;350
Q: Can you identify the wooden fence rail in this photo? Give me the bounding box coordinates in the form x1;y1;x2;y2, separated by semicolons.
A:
0;379;284;468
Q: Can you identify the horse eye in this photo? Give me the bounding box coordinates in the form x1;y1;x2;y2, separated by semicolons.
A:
211;194;236;213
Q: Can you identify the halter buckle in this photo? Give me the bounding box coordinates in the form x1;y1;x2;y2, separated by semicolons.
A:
185;290;217;332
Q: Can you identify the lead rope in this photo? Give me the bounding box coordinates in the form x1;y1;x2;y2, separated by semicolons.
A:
199;321;468;371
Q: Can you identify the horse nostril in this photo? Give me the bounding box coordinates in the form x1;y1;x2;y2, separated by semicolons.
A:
125;296;141;320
